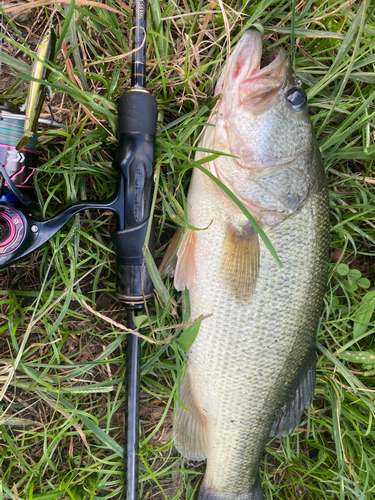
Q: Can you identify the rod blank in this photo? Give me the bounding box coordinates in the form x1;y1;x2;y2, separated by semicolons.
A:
125;312;141;500
131;0;147;88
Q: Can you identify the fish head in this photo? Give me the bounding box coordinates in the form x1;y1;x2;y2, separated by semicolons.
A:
215;29;313;161
210;30;323;224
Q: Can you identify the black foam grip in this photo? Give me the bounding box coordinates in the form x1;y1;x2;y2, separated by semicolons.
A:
116;262;154;305
119;91;157;136
111;220;155;306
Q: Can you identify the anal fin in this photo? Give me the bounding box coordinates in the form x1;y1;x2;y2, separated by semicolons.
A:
270;348;316;438
174;372;209;461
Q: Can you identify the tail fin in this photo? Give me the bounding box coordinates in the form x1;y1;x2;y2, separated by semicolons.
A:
198;475;263;500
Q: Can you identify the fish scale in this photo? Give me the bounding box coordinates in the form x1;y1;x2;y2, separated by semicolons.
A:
171;30;330;499
184;184;328;494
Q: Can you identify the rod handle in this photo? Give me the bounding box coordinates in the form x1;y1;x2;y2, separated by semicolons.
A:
112;219;155;306
118;91;157;135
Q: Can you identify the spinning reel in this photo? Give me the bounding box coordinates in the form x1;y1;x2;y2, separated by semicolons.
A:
0;93;157;309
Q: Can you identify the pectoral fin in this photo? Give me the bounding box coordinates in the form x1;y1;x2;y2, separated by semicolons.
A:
174;372;209;461
270;348;316;438
221;223;260;301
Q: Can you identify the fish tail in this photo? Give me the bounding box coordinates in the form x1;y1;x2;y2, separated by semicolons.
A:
16;132;33;152
198;475;263;500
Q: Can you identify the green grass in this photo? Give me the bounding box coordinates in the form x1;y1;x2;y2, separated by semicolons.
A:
0;0;375;498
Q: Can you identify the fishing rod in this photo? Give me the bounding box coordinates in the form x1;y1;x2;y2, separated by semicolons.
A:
113;1;157;497
0;2;157;497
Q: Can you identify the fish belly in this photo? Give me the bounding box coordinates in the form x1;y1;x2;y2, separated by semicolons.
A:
176;170;329;497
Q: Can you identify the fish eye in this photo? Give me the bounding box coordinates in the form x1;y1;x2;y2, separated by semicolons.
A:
286;87;307;110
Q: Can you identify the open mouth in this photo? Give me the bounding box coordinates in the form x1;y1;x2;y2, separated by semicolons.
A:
214;31;287;98
260;50;280;70
236;38;288;110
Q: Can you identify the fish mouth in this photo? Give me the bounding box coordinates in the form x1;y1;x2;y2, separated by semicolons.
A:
260;50;282;69
233;29;287;76
226;30;289;109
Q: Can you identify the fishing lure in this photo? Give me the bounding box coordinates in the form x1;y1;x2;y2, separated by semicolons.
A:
16;27;56;152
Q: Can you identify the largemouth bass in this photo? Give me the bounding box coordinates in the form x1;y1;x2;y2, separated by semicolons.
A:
16;28;56;152
172;30;329;499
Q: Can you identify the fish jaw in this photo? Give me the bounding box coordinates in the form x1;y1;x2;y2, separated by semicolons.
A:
216;30;289;115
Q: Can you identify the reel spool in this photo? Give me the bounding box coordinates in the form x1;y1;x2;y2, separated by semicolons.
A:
0;103;38;202
0;102;67;257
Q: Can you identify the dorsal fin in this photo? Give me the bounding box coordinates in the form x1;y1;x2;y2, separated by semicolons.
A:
270;348;316;438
